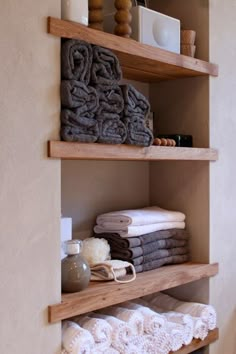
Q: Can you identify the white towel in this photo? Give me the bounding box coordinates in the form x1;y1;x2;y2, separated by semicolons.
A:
175;302;216;330
192;316;208;340
96;206;185;228
62;321;95;354
90;313;133;352
73;315;112;351
129;334;171;354
101;306;144;335
166;322;184;351
122;302;167;335
94;221;185;238
160;311;193;345
145;292;217;331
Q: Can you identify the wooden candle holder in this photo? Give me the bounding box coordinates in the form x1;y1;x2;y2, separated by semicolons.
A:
114;0;132;38
89;0;104;31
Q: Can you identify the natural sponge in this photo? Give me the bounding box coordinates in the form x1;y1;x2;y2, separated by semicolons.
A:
81;237;111;266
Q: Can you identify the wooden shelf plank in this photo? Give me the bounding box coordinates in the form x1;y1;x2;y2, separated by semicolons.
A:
48;262;218;323
173;328;219;354
48;141;218;161
48;17;218;82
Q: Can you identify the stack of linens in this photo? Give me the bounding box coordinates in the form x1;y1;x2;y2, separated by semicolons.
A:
94;206;190;273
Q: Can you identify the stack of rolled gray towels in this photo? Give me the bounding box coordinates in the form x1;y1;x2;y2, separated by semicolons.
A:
61;39;153;146
94;206;190;273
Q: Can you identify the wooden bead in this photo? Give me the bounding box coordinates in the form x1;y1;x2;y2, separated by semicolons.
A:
89;0;103;9
153;138;161;146
115;0;132;10
89;10;103;23
115;10;132;24
89;22;104;30
161;138;168;146
114;23;132;37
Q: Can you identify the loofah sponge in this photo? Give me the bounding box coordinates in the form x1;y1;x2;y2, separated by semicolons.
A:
81;237;111;266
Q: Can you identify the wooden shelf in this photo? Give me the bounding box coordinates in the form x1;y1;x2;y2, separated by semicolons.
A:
48;262;218;323
172;328;219;354
48;17;218;83
48;141;218;161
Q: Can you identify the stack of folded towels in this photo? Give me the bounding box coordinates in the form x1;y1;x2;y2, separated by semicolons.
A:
61;39;153;146
61;293;217;354
94;206;190;273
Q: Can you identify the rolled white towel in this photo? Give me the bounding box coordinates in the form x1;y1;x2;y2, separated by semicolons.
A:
129;334;171;354
101;306;144;335
192;316;208;340
90;313;133;352
96;206;185;228
145;292;217;331
94;221;185;238
166;322;184;351
159;311;194;345
62;321;95;354
122;302;167;335
175;302;217;330
73;315;112;351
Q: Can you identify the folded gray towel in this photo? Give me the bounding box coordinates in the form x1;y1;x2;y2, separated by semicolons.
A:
61;109;99;143
123;116;154;147
110;239;188;259
94;229;189;248
134;254;190;273
61;81;99;113
96;85;124;115
97;114;127;144
91;46;122;85
61;39;92;83
112;247;189;266
121;84;150;118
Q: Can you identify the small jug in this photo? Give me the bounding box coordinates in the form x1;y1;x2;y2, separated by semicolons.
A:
61;240;91;293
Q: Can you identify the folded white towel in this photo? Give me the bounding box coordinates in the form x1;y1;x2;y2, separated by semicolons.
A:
122;302;167;335
145;292;217;331
161;311;193;345
96;206;185;228
73;315;112;351
192;316;208;340
62;321;95;354
90;313;133;352
94;221;185;238
101;306;144;335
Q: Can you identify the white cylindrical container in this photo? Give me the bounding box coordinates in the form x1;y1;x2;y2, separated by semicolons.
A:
61;0;88;26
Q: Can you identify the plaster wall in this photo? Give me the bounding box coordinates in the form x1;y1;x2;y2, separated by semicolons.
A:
0;1;61;353
209;1;236;353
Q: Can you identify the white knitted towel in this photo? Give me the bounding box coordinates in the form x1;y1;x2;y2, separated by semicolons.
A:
96;206;186;228
175;302;217;330
73;315;112;351
62;321;95;354
101;306;144;335
90;313;133;352
192;316;208;340
122;302;167;335
160;311;194;345
129;334;171;354
144;292;180;310
94;221;185;238
166;322;184;351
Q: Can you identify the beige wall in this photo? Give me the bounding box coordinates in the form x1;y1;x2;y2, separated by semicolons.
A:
209;1;236;353
0;1;61;354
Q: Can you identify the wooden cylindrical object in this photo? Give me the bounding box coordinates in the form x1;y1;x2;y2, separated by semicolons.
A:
89;0;104;31
114;0;132;38
181;30;196;45
181;44;196;58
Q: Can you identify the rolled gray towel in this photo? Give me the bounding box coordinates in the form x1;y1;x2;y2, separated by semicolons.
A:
97;114;127;144
123;116;153;147
96;85;124;115
91;46;122;85
121;84;150;118
61;109;99;143
61;39;92;83
61;80;99;113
